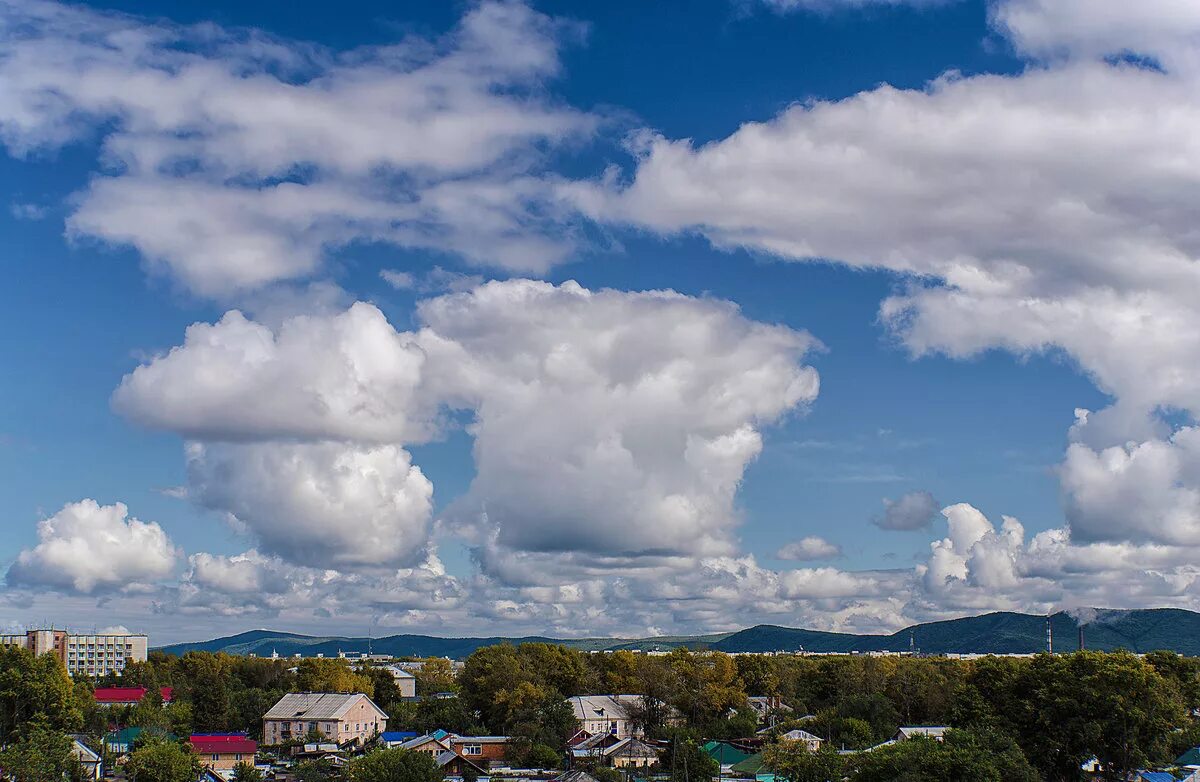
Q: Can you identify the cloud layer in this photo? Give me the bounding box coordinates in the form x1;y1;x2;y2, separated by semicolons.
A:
0;0;594;296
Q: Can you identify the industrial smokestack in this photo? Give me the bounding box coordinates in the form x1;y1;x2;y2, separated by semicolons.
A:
1079;625;1085;651
1046;614;1053;654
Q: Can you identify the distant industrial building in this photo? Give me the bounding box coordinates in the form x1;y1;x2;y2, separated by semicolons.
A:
0;628;148;677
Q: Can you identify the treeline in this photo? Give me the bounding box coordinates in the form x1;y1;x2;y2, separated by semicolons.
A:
4;639;1200;781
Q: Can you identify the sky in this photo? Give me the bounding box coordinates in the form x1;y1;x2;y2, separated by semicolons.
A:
1;0;1198;644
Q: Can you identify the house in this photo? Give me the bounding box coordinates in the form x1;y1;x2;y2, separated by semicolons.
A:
598;737;660;768
746;696;792;725
436;749;488;777
190;733;257;773
383;665;418;698
570;733;659;768
396;730;453;757
262;692;388;745
69;736;102;780
93;686;173;707
567;695;646;738
780;729;823;752
450;735;511;766
892;726;948;742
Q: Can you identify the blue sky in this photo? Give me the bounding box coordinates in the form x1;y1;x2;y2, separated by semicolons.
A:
0;0;1196;643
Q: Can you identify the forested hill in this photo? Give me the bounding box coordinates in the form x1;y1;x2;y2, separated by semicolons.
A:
155;608;1200;658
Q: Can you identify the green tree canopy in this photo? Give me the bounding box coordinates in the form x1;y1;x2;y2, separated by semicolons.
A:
351;748;442;782
124;738;203;782
0;720;81;782
763;741;845;782
0;646;82;739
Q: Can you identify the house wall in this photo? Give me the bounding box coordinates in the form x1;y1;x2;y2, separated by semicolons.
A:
198;750;253;772
453;741;508;762
262;695;386;745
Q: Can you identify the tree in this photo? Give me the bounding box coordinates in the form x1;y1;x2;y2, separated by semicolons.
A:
850;728;1038;782
124;738;203;782
351;748;442;782
763;741;845;782
660;733;719;782
128;687;171;731
293;758;346;782
414;658;458;696
296;659;374;696
0;721;82;782
232;761;265;782
0;646;82;738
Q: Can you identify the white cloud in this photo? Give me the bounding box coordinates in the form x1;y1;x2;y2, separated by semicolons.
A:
993;0;1200;67
568;1;1200;554
0;0;594;296
875;490;940;530
186;441;434;571
418;279;821;563
119;279;820;573
113;302;434;444
1061;428;1200;546
6;499;177;594
776;536;842;560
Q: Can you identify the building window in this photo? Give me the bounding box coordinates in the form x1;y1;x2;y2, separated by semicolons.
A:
463;745;482;755
211;754;219;761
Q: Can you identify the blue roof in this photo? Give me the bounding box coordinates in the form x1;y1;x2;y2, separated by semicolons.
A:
1138;773;1175;782
382;731;418;741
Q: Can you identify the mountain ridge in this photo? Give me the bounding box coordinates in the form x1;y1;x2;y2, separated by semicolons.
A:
155;608;1200;659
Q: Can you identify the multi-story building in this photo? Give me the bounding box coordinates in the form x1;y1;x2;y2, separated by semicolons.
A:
0;629;148;678
262;692;388;746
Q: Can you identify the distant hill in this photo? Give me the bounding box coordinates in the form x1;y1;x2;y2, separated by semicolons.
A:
155;608;1200;659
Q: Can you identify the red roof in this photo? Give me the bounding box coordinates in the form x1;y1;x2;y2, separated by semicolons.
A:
190;734;257;755
92;686;173;704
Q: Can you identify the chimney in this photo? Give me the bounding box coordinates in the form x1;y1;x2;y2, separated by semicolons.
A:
1046;614;1053;654
1079;625;1085;651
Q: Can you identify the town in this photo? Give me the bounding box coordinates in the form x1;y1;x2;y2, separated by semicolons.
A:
2;627;1200;781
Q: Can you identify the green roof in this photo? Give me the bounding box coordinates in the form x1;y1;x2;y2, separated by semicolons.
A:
703;741;752;766
731;752;765;775
1176;746;1200;766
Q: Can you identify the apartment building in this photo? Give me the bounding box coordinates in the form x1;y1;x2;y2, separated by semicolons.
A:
0;629;148;677
262;693;388;746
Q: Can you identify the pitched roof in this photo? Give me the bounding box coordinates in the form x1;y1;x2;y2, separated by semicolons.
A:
781;729;822;742
263;692;386;721
602;738;659;758
568;695;643;722
1178;747;1200;766
1139;773;1176;782
555;771;602;782
190;734;257;755
730;752;765;774
436;749;487;773
399;733;451;751
93;686;173;704
702;740;751;766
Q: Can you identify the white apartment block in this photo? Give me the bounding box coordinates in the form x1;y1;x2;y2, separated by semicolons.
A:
0;629;148;677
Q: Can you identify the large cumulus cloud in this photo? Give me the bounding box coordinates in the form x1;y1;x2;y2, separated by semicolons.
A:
116;279;820;584
7;500;178;594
